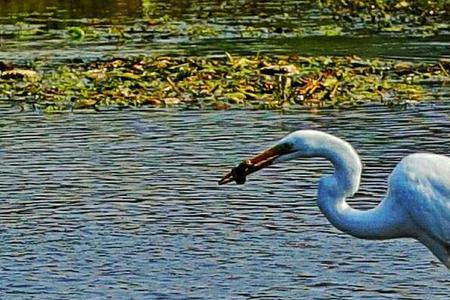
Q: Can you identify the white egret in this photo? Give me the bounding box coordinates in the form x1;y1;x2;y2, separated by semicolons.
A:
219;130;450;269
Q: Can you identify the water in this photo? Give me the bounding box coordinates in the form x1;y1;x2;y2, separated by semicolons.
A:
0;103;449;299
1;0;449;298
0;0;449;64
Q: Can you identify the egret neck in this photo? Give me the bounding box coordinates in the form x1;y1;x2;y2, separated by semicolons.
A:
308;133;410;240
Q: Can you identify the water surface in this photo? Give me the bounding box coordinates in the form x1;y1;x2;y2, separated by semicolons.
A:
0;103;449;299
0;1;449;297
0;0;449;64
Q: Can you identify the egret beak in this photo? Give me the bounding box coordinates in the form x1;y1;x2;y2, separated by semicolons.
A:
218;143;293;185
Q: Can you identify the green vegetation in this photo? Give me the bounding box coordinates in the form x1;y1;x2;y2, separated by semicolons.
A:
1;0;448;112
319;0;450;35
1;54;448;112
2;0;448;44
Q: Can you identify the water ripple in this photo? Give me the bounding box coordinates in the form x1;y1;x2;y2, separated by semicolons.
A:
0;104;449;299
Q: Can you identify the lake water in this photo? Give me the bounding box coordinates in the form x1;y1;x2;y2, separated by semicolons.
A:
1;0;450;298
0;0;449;64
0;103;449;299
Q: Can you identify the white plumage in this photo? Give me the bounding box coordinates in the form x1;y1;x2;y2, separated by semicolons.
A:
220;130;450;269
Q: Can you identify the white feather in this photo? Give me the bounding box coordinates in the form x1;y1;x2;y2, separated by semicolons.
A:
272;130;450;269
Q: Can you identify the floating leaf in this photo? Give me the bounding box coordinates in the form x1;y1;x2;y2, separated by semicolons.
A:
67;27;86;41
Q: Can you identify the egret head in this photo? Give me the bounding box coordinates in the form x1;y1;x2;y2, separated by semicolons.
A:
218;131;318;185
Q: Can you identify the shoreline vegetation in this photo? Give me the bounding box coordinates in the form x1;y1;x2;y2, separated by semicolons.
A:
1;54;448;112
0;0;449;112
4;0;449;42
318;0;449;36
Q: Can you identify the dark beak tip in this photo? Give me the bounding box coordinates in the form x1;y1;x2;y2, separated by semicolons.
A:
218;160;252;186
235;176;246;185
218;172;233;185
217;175;247;185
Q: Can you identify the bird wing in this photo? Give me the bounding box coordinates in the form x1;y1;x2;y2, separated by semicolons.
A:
392;153;450;244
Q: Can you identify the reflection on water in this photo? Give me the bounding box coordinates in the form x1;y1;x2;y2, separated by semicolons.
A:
0;0;448;63
0;0;142;19
0;0;309;20
0;104;449;299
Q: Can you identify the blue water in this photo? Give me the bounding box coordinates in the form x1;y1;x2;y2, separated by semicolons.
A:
0;103;449;299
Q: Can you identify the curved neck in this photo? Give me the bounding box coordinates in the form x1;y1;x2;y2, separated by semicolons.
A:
311;135;407;240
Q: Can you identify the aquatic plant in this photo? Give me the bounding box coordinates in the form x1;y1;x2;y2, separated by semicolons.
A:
318;0;450;36
67;27;85;41
0;54;448;112
4;0;448;46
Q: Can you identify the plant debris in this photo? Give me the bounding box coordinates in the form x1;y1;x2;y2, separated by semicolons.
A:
0;54;448;112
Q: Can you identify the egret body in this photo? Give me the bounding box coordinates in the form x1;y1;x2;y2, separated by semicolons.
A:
219;130;450;269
